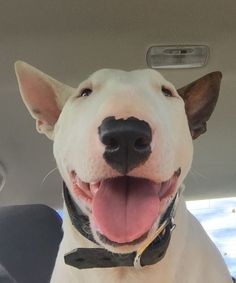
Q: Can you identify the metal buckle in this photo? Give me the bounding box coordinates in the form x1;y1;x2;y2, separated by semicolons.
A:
133;193;179;269
134;219;169;269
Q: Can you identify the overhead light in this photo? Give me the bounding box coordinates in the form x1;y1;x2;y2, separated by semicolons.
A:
146;45;209;69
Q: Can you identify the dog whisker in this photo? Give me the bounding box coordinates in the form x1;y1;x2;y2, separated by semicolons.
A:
189;168;208;180
41;167;58;186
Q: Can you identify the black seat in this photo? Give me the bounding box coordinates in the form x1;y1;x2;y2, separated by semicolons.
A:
0;204;63;283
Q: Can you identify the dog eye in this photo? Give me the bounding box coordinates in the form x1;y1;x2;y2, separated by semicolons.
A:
162;86;173;97
80;88;93;97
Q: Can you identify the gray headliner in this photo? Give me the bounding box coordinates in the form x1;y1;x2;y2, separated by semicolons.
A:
0;0;235;208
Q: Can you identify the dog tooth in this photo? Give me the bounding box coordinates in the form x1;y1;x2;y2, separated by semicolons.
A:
76;179;92;197
159;179;172;199
90;183;99;196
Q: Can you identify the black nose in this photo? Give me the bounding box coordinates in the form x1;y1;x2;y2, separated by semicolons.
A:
98;116;152;174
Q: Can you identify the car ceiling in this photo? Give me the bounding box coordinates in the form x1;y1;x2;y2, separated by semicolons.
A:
0;0;235;208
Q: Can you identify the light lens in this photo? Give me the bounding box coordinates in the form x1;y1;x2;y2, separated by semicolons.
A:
146;45;209;69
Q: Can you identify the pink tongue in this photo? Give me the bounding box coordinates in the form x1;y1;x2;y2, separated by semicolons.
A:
92;177;161;243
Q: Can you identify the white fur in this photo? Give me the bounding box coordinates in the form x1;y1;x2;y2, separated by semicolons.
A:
15;62;232;283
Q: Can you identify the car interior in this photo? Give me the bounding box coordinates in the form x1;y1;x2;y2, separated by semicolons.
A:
0;1;235;282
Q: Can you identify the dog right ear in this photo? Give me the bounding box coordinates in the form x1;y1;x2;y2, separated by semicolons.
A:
15;61;75;140
177;72;222;139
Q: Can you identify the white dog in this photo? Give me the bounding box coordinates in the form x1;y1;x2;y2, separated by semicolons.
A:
15;61;233;283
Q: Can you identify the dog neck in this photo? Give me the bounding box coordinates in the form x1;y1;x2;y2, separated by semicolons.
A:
62;183;181;270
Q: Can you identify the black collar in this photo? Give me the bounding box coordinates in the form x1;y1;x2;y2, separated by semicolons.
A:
63;182;178;269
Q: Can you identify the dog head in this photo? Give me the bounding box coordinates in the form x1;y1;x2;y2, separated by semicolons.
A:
15;61;221;253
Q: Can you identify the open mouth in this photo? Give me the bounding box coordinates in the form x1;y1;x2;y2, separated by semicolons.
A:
70;169;180;245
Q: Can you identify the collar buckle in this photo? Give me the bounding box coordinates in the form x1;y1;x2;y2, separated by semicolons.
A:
133;193;179;269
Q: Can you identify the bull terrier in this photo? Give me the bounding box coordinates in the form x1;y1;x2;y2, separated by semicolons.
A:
15;61;233;283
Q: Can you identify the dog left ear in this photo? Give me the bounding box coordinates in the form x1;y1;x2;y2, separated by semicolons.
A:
15;61;76;140
177;72;222;139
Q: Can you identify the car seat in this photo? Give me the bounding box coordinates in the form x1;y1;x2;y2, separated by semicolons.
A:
0;204;63;283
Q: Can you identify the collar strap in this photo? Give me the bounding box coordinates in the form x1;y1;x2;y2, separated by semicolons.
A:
63;182;179;269
63;182;96;244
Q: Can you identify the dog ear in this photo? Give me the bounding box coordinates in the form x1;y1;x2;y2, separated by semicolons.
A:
15;61;75;139
177;72;222;139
